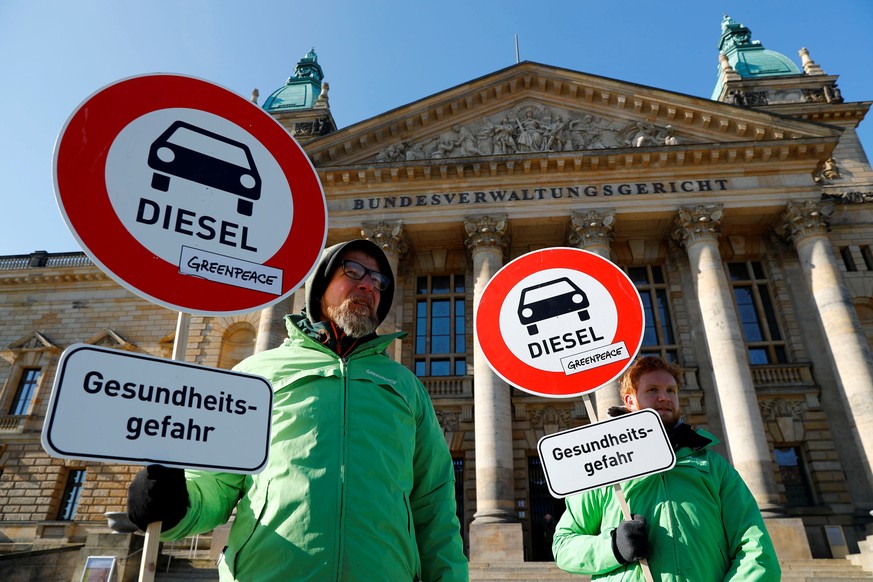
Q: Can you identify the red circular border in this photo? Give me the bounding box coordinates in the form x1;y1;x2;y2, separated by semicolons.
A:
475;248;644;397
53;74;327;315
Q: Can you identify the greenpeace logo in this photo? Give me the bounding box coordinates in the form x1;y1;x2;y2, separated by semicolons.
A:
365;369;397;385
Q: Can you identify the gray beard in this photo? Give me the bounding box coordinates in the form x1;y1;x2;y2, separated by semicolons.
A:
325;299;378;338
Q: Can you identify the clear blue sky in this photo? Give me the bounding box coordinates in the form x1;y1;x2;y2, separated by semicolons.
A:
2;0;871;256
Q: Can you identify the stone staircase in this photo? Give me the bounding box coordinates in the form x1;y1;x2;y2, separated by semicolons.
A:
153;557;873;581
780;559;873;581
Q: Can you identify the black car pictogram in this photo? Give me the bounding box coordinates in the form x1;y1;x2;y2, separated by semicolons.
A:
147;120;262;216
517;277;590;335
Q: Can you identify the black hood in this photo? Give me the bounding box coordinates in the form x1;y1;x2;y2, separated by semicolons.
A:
305;239;394;325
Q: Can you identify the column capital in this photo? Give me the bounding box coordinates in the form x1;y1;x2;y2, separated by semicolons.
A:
775;200;834;245
464;214;509;254
672;204;724;248
361;220;409;259
568;209;615;249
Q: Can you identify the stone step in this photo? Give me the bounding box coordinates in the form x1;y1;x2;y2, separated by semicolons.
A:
155;557;220;581
470;562;586;581
153;558;873;582
781;558;873;577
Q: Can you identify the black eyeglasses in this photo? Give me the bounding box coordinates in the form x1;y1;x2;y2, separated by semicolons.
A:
339;260;391;291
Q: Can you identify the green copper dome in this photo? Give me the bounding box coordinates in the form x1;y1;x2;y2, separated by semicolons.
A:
263;48;325;113
712;15;802;100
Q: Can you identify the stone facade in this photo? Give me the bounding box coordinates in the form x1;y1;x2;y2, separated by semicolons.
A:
2;39;873;579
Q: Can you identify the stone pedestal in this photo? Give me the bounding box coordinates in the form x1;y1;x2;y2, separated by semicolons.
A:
765;517;812;561
468;522;524;563
72;533;145;582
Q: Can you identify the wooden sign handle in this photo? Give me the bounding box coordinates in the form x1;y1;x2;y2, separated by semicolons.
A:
138;521;161;582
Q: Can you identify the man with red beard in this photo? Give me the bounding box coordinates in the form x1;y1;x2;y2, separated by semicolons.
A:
552;356;780;581
127;240;468;581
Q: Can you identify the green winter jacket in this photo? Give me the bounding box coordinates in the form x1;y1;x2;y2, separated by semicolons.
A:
163;315;468;581
552;429;780;581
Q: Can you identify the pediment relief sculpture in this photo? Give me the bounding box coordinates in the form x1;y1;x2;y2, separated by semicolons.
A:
372;102;682;163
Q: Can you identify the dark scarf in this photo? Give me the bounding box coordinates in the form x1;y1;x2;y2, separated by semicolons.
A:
607;406;712;451
296;309;377;358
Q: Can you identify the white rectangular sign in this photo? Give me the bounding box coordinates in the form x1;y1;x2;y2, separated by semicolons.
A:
42;344;273;473
179;245;283;295
537;409;675;498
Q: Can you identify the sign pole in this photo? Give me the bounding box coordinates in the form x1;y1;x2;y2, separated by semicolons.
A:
139;311;190;582
138;522;161;582
586;396;654;582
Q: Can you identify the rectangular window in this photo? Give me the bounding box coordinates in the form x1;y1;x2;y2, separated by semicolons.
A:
415;275;467;377
728;261;787;365
861;246;873;271
625;265;678;363
9;368;40;415
774;446;814;506
56;469;86;521
840;247;857;272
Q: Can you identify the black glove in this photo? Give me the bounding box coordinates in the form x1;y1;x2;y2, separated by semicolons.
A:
127;465;189;532
611;514;649;564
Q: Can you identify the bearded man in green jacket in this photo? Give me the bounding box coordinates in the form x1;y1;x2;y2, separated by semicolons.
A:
552;356;781;581
127;239;468;582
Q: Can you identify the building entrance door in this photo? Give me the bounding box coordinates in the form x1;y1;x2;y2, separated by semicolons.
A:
528;456;565;561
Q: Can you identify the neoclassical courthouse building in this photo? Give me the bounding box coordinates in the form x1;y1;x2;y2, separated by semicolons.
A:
2;15;873;578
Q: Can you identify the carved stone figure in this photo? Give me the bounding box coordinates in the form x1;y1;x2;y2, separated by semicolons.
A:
453;124;483;156
430;136;457;159
375;142;406;163
544;117;568;151
822;158;841;180
492;117;517;155
515;110;546;152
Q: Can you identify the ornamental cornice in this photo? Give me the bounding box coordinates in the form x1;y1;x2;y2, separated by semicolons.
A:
672;204;724;247
0;271;109;286
464;215;509;252
315;138;834;188
764;101;871;126
822;188;873;204
775;200;834;243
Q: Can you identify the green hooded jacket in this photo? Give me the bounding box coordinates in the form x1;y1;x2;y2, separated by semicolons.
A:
552;429;780;581
162;315;468;581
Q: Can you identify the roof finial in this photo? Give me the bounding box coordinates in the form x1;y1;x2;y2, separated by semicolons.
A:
799;47;826;75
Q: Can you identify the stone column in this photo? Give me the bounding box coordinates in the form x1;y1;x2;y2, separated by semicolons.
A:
255;293;298;353
362;220;408;361
569;209;621;420
464;215;523;562
673;205;782;516
777;200;873;489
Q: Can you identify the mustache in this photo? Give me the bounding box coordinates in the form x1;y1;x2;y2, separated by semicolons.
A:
346;294;375;309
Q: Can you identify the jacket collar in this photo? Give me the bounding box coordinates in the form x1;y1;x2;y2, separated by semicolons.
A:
607;405;717;453
285;313;405;357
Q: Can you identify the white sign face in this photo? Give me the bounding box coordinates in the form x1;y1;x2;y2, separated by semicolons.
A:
54;73;328;316
476;248;644;398
42;344;273;473
537;409;675;498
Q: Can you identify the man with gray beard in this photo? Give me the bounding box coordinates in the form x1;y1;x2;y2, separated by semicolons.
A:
127;240;468;581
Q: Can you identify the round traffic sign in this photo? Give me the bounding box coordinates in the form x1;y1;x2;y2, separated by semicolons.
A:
53;74;327;316
475;248;644;397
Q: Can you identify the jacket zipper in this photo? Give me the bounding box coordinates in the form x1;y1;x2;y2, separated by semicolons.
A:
335;357;349;581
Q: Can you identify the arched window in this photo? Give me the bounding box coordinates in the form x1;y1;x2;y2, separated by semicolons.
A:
218;323;256;370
